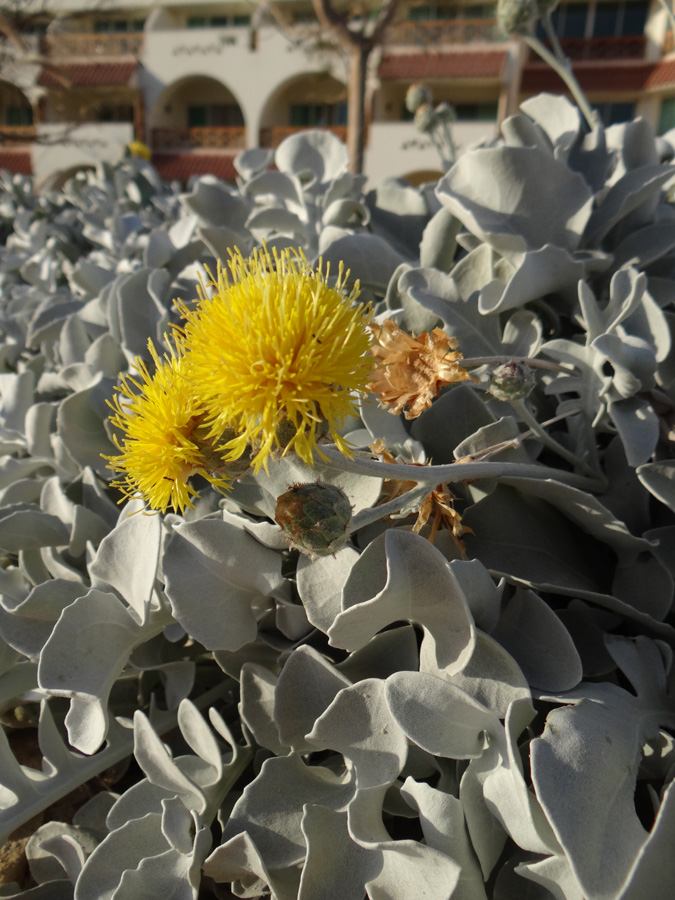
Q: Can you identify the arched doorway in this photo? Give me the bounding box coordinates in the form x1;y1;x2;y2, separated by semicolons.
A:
149;75;245;151
259;72;347;148
0;80;35;141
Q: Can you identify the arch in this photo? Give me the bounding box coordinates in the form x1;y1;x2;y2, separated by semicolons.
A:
0;79;34;126
259;71;347;130
148;74;245;130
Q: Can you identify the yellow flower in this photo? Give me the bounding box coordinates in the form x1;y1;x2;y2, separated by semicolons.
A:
368;319;475;419
104;341;233;514
178;246;373;472
126;140;152;161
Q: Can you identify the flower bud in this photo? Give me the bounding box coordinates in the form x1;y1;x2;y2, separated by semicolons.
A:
414;103;437;134
435;102;457;124
497;0;539;34
275;482;352;556
406;83;433;114
488;360;536;401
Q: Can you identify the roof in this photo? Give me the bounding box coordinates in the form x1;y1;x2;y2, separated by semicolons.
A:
379;50;507;81
38;61;138;89
153;153;237;182
0;150;32;175
644;59;675;89
521;59;675;95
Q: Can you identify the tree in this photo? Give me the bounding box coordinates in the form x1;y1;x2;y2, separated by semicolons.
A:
308;0;400;174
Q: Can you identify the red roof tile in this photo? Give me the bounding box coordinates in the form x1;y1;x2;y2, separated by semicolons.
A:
38;61;138;88
153;153;237;182
0;150;32;175
644;59;675;89
521;61;655;94
379;50;507;81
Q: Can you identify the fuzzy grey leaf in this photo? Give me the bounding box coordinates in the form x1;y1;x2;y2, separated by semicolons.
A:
437;146;593;257
531;693;648;900
330;530;475;673
163;518;284;652
637;459;675;512
307;678;408;788
385;670;499;758
492;588;582;692
221;754;354;871
274;645;350;753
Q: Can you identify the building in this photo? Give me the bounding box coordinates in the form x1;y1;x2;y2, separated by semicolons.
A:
0;0;673;187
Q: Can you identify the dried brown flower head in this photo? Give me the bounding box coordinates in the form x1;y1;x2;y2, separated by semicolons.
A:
371;440;474;556
367;320;474;419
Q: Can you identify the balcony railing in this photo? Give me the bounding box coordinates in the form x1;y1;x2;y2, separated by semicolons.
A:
386;18;504;46
0;125;37;144
530;34;646;62
151;126;246;151
40;32;144;58
260;125;348;148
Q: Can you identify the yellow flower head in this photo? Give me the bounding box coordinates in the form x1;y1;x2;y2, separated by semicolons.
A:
178;246;373;472
104;341;233;514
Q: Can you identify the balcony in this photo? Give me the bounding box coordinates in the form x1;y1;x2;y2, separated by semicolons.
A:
385;18;504;47
0;125;37;145
151;126;246;151
40;32;144;58
531;35;646;62
260;125;348;148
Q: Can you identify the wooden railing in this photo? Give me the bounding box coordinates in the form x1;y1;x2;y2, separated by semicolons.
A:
385;17;504;46
40;32;144;58
0;126;37;144
259;125;348;148
152;126;246;151
530;34;646;61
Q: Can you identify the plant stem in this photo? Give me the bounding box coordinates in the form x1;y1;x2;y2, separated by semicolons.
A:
318;445;606;492
524;32;597;131
349;483;432;532
510;398;599;477
461;355;570;373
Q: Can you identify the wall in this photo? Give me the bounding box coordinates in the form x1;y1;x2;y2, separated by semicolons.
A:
365;119;498;183
31;122;134;183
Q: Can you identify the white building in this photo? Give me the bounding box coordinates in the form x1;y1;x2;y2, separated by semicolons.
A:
0;0;673;186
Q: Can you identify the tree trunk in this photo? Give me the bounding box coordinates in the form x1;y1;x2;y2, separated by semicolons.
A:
347;44;369;175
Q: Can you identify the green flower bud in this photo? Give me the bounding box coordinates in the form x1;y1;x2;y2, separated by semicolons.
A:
275;482;352;556
414;103;437;134
496;0;539;34
406;83;433;114
435;102;457;124
489;360;536;401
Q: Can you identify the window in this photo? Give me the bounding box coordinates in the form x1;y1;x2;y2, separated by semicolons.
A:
94;18;145;33
593;2;620;36
6;106;33;126
539;0;648;39
408;5;458;21
593;101;635;124
562;3;588;37
290;103;347;127
617;1;648;35
187;13;248;28
98;104;134;123
659;97;675;134
188;104;244;127
454;102;498;120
